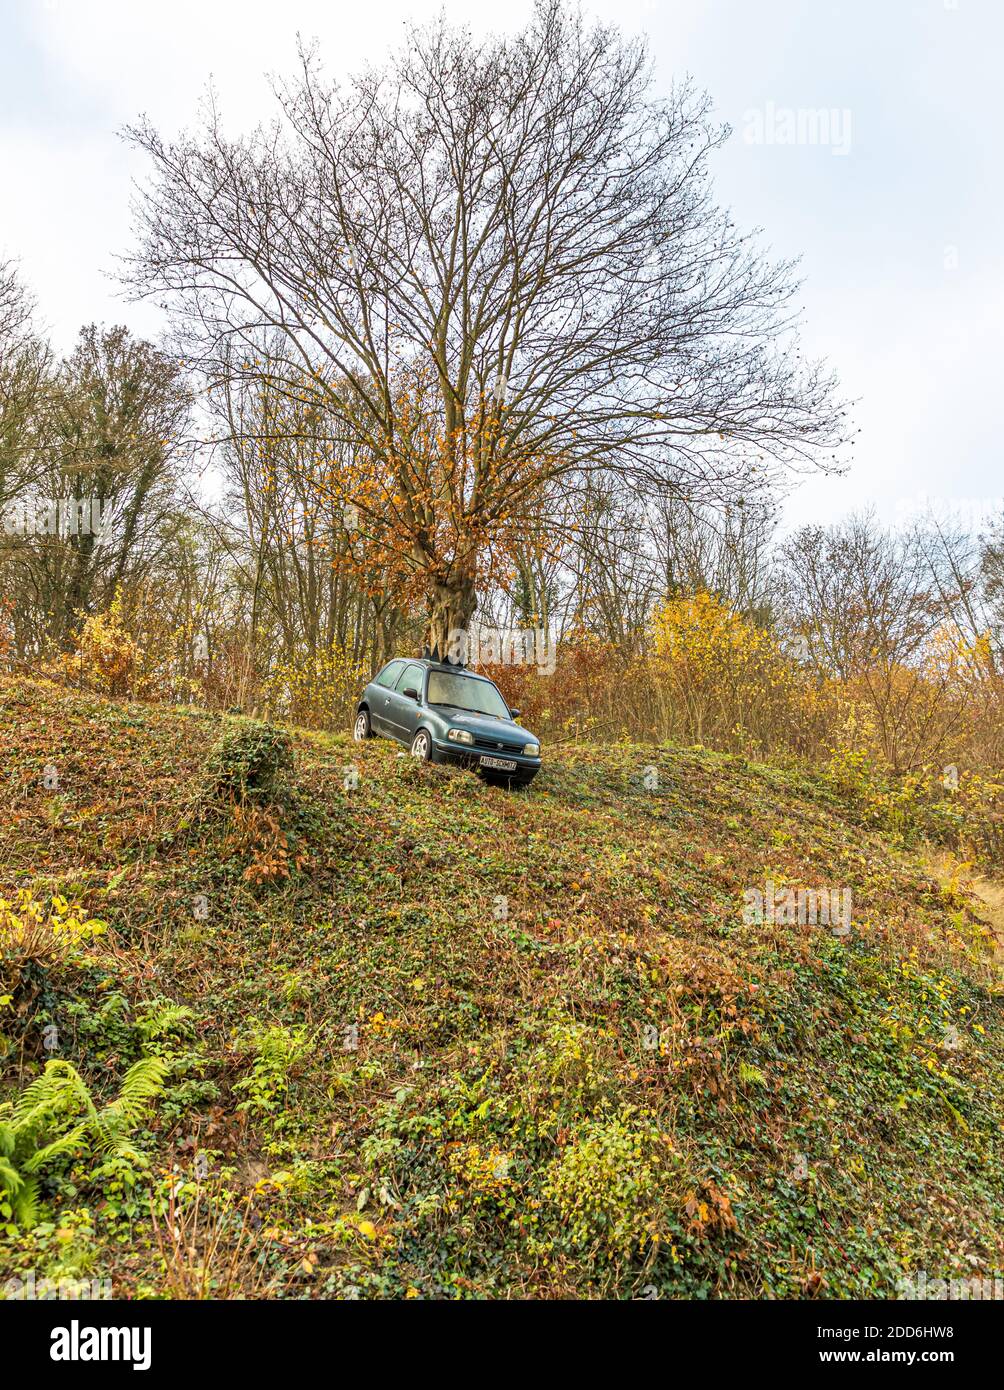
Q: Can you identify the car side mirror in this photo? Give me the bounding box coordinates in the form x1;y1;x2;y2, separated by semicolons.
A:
403;687;419;701
509;707;521;720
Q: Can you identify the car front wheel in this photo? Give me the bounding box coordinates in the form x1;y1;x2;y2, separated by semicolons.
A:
410;729;432;760
353;710;372;741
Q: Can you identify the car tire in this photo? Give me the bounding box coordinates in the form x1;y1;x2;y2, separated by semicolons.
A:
353;710;372;741
410;729;432;761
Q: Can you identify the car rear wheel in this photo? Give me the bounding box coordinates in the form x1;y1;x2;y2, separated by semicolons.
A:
410;729;432;760
353;710;372;741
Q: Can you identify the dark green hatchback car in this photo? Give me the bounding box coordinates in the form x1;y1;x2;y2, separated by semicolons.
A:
353;657;542;785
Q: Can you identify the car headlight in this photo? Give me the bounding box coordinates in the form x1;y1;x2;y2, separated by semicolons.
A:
447;728;474;745
523;742;540;757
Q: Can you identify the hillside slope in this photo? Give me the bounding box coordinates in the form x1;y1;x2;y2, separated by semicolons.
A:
1;676;1003;1299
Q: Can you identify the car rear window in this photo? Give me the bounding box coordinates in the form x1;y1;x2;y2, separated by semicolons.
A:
375;660;406;688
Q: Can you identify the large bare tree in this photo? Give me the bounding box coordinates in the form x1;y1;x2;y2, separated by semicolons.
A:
124;0;849;649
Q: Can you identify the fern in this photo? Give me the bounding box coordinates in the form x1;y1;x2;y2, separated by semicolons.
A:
93;1056;170;1152
11;1173;40;1229
0;1153;24;1193
738;1061;767;1088
0;1056;169;1230
136;1004;194;1042
13;1061;89;1120
22;1121;92;1173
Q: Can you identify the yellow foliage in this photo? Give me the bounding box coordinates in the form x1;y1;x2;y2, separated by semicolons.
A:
265;643;365;729
0;890;107;981
649;591;803;752
60;588;143;697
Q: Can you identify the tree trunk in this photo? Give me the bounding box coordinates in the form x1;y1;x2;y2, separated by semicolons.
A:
426;575;477;660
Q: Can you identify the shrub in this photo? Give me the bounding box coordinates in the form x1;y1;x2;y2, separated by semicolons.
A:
204;720;293;804
58;588;143;697
264;644;365;730
0;891;106;970
649;591;802;752
0;893;108;1056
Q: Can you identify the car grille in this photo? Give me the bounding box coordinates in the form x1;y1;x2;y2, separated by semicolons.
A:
473;736;524;753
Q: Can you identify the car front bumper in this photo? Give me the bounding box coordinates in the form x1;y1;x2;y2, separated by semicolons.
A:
431;738;541;783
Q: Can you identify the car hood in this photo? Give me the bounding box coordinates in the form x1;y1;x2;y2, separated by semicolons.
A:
441;711;536;749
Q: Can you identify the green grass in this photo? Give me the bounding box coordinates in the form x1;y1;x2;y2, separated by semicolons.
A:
1;675;1003;1299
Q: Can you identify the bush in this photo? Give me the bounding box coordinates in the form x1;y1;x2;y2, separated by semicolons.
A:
0;893;108;1061
56;588;143;698
0;892;106;974
204;720;293;804
264;644;365;730
649;591;802;752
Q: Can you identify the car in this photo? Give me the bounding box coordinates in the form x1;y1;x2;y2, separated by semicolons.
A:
353;655;542;786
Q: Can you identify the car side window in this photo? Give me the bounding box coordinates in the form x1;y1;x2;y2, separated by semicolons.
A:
375;660;405;688
394;664;424;697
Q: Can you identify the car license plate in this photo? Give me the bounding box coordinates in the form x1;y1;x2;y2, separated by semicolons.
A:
480;755;518;772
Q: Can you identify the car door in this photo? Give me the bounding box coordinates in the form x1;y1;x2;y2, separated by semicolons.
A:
384;662;425;744
370;660;406;735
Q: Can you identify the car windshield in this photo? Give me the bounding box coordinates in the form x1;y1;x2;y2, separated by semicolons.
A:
427;670;511;718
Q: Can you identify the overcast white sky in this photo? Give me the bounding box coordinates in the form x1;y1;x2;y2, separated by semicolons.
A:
1;0;1001;531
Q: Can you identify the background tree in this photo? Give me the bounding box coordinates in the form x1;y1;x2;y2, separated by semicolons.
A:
781;515;973;770
2;325;191;656
0;259;50;515
653;495;779;624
